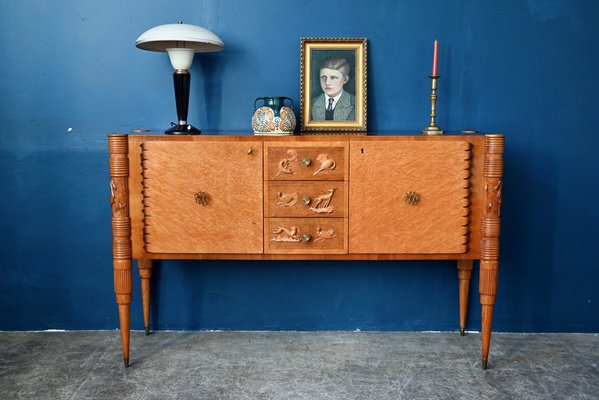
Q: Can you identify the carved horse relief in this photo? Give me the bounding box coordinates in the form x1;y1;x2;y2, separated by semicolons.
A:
314;153;336;175
309;188;336;214
276;149;298;176
271;226;301;242
314;226;336;243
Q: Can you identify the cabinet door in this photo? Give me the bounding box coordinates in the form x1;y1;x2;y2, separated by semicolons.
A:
349;141;472;254
141;141;263;254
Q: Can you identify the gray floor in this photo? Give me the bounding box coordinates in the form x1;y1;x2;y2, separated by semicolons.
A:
0;331;597;399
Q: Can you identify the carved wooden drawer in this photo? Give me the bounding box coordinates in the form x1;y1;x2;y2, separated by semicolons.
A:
265;143;347;181
265;217;347;254
265;181;348;218
349;141;472;254
140;140;263;254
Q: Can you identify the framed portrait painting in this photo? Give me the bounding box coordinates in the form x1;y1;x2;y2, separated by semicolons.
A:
300;38;367;133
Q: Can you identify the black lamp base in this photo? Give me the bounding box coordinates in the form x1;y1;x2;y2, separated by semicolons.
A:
165;123;201;135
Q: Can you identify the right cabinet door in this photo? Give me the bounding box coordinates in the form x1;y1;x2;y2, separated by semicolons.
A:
349;140;472;254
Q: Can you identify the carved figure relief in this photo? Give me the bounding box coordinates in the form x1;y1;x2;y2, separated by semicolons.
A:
313;153;336;175
277;191;298;207
485;180;503;214
110;179;127;218
276;149;298;176
271;226;301;242
314;226;336;243
309;188;336;214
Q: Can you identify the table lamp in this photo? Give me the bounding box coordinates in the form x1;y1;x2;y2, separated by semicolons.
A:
135;22;224;134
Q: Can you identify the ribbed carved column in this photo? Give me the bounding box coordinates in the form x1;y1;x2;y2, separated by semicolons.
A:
479;134;504;370
109;134;132;368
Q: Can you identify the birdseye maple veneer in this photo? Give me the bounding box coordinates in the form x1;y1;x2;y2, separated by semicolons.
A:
108;132;504;369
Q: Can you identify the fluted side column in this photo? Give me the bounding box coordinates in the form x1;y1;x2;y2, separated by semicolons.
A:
109;134;132;368
480;134;504;370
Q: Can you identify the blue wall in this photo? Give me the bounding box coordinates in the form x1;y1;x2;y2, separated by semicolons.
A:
1;0;598;332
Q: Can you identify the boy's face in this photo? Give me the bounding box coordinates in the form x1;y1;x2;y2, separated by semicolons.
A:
319;68;349;98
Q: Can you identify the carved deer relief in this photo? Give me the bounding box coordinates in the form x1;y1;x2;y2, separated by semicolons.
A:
276;149;298;176
277;191;298;207
313;153;336;175
314;226;336;243
271;226;301;242
309;188;336;214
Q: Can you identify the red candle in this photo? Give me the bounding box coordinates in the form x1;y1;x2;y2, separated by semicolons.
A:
432;39;439;76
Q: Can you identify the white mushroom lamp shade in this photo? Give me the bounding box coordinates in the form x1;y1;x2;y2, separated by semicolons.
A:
135;23;224;134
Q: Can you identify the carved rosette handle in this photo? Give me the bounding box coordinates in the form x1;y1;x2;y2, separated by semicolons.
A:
480;134;504;370
404;191;420;206
195;191;210;206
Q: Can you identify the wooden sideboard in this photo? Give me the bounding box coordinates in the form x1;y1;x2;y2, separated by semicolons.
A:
108;133;504;369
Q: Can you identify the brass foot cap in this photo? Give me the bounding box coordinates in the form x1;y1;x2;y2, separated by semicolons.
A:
124;357;130;368
482;359;488;370
460;328;466;336
145;327;150;336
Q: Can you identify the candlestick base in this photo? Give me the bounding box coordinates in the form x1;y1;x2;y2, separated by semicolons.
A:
421;125;444;135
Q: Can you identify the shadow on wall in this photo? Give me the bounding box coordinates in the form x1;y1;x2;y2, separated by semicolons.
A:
500;138;557;331
191;49;229;132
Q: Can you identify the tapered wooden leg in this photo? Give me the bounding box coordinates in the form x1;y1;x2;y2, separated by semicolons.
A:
110;134;132;368
138;259;153;335
480;261;498;370
117;303;131;367
479;134;504;370
457;260;473;336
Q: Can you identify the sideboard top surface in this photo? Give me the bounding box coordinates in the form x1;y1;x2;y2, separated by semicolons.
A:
109;132;499;141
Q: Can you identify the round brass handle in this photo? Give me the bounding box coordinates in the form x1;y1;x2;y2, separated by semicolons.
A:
195;191;210;206
302;157;311;167
301;196;311;205
302;233;312;242
404;191;420;206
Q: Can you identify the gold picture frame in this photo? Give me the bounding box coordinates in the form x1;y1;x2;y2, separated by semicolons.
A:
300;37;367;133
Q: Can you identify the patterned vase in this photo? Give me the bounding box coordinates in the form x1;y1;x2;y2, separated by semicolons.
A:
252;97;296;135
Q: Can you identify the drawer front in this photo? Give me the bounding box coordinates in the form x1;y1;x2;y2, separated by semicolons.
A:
266;143;347;181
266;181;347;218
265;218;347;254
349;141;472;254
141;141;263;254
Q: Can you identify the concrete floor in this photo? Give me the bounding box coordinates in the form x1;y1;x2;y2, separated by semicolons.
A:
0;331;597;399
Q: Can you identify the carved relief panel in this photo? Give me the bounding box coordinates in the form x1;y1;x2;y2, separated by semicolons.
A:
265;144;347;181
265;218;347;254
265;181;347;218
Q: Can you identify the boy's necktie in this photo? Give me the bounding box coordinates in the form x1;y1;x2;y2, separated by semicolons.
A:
325;98;334;120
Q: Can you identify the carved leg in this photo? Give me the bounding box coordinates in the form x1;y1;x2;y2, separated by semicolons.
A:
138;259;153;335
109;134;132;368
457;260;473;336
480;134;504;370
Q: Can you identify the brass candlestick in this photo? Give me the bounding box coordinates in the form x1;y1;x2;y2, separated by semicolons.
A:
422;75;444;135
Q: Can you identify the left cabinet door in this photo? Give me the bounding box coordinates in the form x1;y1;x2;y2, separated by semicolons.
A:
141;140;263;254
